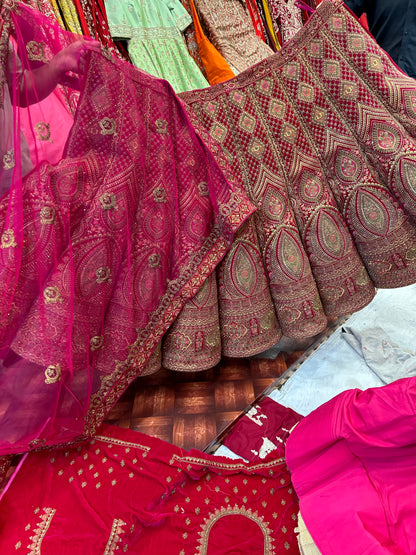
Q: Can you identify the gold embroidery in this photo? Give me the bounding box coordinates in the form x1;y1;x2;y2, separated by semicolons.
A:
43;286;63;304
96;267;112;284
1;228;17;248
44;364;62;385
210;122;227;143
148;253;161;268
3;148;15;169
34;122;52;142
103;518;126;555
90;335;104;351
248;137;265;160
257;78;273;96
198;182;209;197
40;206;56;225
153;186;167;203
100;193;118;211
269;99;286;120
239;112;256;133
15;541;22;549
280;123;297;144
28;508;56;554
26;41;47;62
99;117;116;136
197;506;275;554
155;119;168;134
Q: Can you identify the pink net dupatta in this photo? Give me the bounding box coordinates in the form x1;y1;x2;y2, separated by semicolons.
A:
0;1;254;456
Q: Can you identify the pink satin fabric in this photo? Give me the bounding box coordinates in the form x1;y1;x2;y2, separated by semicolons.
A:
286;377;416;554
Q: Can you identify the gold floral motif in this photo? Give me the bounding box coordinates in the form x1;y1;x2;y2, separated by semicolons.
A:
100;193;118;211
3;148;15;170
230;90;246;107
196;505;275;554
34;122;52;142
99;117;116;136
1;228;17;248
284;62;300;81
203;100;219;118
298;84;315;103
248;137;265;160
269;99;286;120
323;60;340;80
40;206;56;225
347;34;365;52
308;39;323;58
311;106;327;127
96;267;112;284
153;187;167;203
368;55;383;73
280;123;297;144
238;112;256;133
329;14;345;33
148;253;161;268
43;286;63;304
90;335;104;351
210;122;227;143
27;508;56;554
257;78;273;96
44;364;62;385
155;119;169;134
340;81;358;101
103;518;127;555
198;181;209;197
26;40;47;62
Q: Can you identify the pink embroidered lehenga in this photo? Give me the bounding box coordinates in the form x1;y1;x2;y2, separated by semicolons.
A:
0;0;253;458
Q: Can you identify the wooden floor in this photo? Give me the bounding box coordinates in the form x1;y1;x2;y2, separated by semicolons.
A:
105;348;308;452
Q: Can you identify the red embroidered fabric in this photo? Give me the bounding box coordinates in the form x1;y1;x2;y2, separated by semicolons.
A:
0;424;300;554
223;398;303;461
0;1;254;456
165;0;416;370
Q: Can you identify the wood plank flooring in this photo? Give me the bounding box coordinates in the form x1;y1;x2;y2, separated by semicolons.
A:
105;349;308;451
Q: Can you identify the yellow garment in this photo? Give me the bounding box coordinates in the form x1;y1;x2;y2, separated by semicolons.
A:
262;0;281;50
189;0;235;85
48;0;66;28
58;0;82;34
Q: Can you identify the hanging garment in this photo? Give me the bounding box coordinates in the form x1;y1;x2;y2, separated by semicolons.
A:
180;0;208;78
246;0;267;41
0;1;253;457
194;0;275;73
286;377;416;554
185;0;236;86
261;0;281;50
268;0;304;44
104;0;209;93
72;0;121;58
162;0;416;371
57;0;83;34
0;424;300;554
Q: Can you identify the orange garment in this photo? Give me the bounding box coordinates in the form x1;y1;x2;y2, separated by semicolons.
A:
189;0;235;85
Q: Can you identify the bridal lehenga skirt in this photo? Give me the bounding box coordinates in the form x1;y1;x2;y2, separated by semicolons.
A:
156;0;416;372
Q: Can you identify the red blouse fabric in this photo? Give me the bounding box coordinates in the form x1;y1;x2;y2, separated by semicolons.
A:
0;424;300;554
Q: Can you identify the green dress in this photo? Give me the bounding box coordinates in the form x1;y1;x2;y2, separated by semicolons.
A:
105;0;209;93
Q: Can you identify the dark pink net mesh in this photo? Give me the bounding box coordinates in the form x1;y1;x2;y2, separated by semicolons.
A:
0;1;254;455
